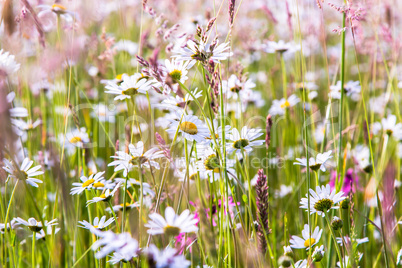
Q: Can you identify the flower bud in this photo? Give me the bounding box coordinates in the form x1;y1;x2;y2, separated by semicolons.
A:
278;256;292;268
341;197;350;209
312;245;325;262
331;216;343;231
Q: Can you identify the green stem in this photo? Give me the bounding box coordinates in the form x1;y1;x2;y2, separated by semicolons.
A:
325;212;343;268
32;232;36;268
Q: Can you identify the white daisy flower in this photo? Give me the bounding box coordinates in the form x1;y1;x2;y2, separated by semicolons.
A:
91;229;139;260
34;224;60;240
7;93;28;118
222;74;256;100
15;217;57;232
226;126;264;156
290;224;323;250
37;4;76;31
329;80;361;101
336;236;369;247
108;141;164;177
336;253;363;268
166;113;210;143
294;259;308;268
172;39;233;65
78;216;115;230
114;178;155;197
91;104;116;123
155;88;202;111
61;127;90;152
268;94;300;116
312;245;325;262
300;184;346;217
145;206;198;236
376;114;402;140
3;158;44;187
113;40;138;56
200;119;231;145
0;49;20;76
165;58;193;84
106;202;140;213
11;119;41;136
105;74;152;101
262;40;300;54
0;219;20;234
293;150;333;172
86;182;122;206
70;171;106;195
146;245;190;268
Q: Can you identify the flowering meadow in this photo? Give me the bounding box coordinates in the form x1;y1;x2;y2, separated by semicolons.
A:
1;0;402;267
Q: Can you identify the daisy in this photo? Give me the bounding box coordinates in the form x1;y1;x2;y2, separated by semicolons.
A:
268;94;300;116
166;113;210;143
352;145;372;173
91;229;139;260
146;245;190;268
293;150;333;172
105;73;153;101
300;184;346;217
70;171;106;195
262;40;300;54
7;92;28;118
34;224;60;240
172;39;232;65
198;118;231;145
79;216;115;230
376;114;402;140
336;253;363;268
11;119;41;136
0;49;20;76
106;202;140;213
3;158;44;187
165;59;193;84
113;40;138;56
108;141;164;177
15;217;57;232
196;145;236;182
222;74;256;100
0;219;20;234
91;104;116;123
155;88;203;111
312;245;325;262
290;224;323;250
37;4;76;31
145;206;198;236
329;80;361;101
61;127;90;150
86;182;122;206
114;178;155;197
294;259;308;268
226;126;264;156
336;236;369;247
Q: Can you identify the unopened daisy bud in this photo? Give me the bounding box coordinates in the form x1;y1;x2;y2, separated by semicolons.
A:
278;255;292;268
312;245;325;262
341;197;350;209
363;163;373;174
283;245;293;258
331;216;343;231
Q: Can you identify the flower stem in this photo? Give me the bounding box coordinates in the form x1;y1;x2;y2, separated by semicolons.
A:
32;232;36;268
325;212;343;268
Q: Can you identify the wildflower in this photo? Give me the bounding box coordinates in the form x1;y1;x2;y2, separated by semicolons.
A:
113;40;138;56
11;119;41;136
166;113;210;143
78;216;115;230
312;245;325;262
331;216;343;230
145;206;198;236
329;80;361;101
336;253;363;267
372;114;402;140
290;224;322;250
109;141;164;177
352;145;372;173
300;184;346;217
91;104;116;123
155;88;202;111
196;145;236;182
15;217;57;232
34;224;60;240
262;40;300;54
91;229;139;260
3;158;44;187
61;127;90;150
283;245;293;258
105;73;152;101
165;58;193;84
106;202;140;213
0;219;20;234
70;171;106;195
146;245;190;268
293;150;333;172
294;259;308;268
336;236;369;247
172;39;232;65
278;255;293;267
114;178;156;197
222;74;256;100
37;4;76;31
86;182;122;206
0;49;20;76
329;168;359;195
226;126;264;156
268;94;299;116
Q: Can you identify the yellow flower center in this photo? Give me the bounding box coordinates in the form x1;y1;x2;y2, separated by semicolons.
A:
164;225;181;237
129;155;148;165
93;182;104;188
304;238;316;247
82;179;95;188
280;100;290;109
51;4;66;11
93;225;99;228
169;70;182;81
116;74;123;81
99;193;106;199
122;87;138;96
180;121;198;135
69;136;82;144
